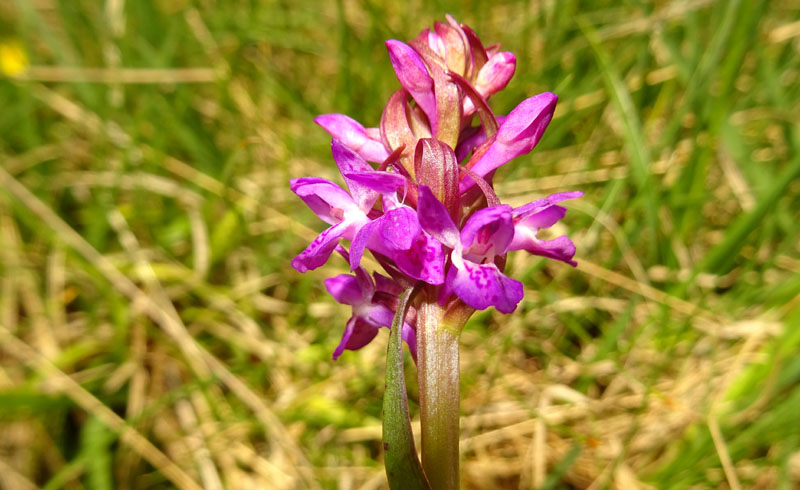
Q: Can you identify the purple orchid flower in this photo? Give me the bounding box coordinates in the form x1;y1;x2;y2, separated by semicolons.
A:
290;139;399;273
293;139;447;286
325;250;417;360
289;177;371;272
417;185;524;313
345;171;445;285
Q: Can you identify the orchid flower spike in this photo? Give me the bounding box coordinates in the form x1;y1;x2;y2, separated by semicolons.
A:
292;16;582;360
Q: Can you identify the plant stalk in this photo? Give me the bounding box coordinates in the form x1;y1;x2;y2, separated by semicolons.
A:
417;299;460;490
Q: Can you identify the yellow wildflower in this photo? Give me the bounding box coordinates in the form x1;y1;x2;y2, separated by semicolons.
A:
0;40;29;77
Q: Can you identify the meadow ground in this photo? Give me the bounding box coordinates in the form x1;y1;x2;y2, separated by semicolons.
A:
1;1;799;489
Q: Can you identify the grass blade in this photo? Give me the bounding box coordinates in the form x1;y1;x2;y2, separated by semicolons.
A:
699;131;800;274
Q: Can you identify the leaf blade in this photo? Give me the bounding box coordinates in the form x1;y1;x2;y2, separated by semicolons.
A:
382;287;430;490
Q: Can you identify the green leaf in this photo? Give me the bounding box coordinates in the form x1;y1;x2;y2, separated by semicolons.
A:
382;287;430;490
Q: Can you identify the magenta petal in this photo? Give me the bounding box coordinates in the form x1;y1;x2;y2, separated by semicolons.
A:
451;260;524;314
460;92;558;193
315;114;389;163
331;140;379;212
290;177;360;226
331;138;374;175
324;274;367;305
393;233;445;285
349;219;380;270
417;186;460;249
332;317;380;360
459;205;515;260
343;171;407;195
291;221;349;272
385;40;437;132
380;207;420;251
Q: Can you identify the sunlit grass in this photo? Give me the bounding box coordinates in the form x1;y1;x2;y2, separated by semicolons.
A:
1;1;799;488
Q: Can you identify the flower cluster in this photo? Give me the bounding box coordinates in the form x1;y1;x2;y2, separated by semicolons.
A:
292;16;581;360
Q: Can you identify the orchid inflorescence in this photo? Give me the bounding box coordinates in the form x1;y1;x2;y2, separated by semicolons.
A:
291;15;581;362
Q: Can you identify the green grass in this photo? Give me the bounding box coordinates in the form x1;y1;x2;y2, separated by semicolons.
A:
1;0;799;488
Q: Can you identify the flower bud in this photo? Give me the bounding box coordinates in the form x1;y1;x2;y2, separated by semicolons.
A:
475;51;516;99
385;40;437;132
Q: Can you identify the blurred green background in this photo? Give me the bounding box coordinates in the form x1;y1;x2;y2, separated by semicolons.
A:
1;1;799;489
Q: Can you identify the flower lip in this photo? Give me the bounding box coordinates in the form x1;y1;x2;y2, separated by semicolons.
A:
446;260;524;314
381;207;421;251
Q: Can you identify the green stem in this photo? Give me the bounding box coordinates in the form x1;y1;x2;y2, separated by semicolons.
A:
417;300;461;490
